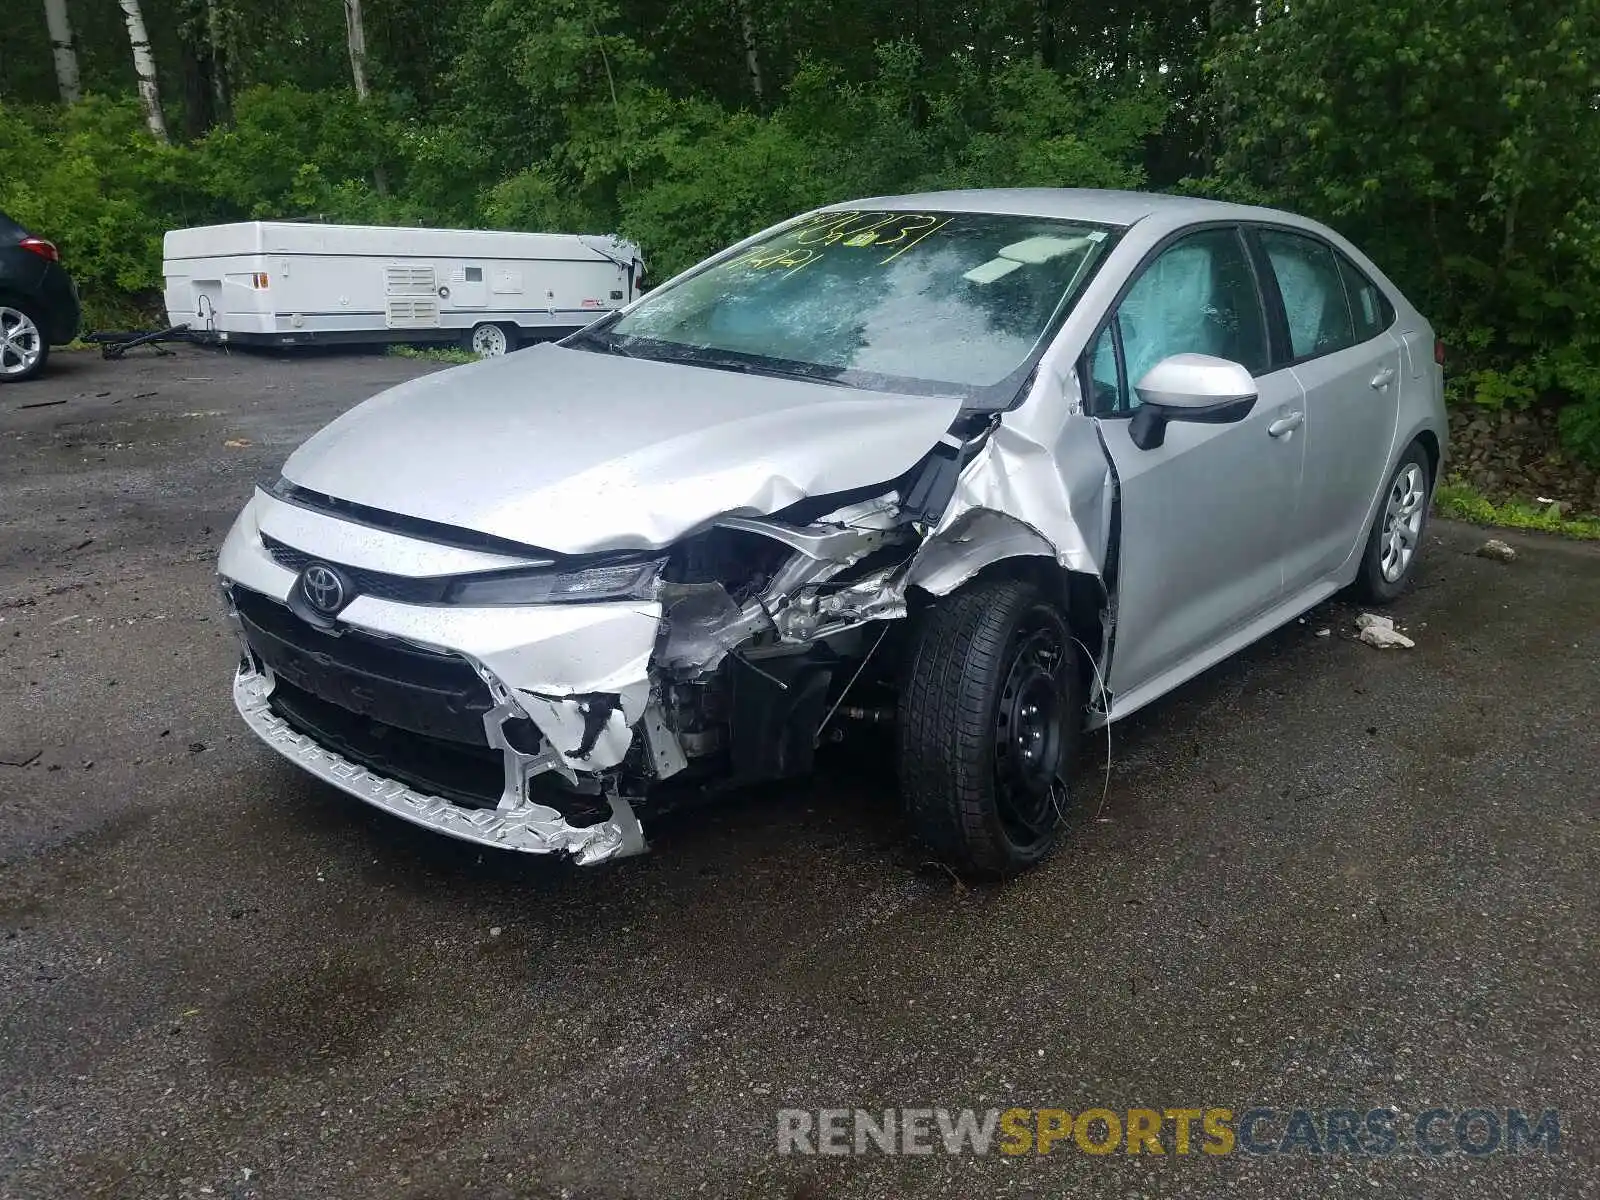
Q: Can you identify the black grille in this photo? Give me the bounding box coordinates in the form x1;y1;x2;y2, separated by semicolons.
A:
267;677;506;808
234;587;493;745
263;535;452;605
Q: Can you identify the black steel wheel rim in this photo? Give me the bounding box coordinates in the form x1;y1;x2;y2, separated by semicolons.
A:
992;612;1069;846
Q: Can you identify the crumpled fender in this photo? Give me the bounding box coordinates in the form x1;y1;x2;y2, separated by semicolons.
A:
904;409;1113;595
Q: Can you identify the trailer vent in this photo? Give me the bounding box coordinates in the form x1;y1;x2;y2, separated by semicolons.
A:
386;298;441;328
384;264;438;296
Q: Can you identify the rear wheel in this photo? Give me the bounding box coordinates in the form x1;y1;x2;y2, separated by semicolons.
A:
898;579;1081;878
1354;442;1432;603
466;322;514;357
0;303;48;382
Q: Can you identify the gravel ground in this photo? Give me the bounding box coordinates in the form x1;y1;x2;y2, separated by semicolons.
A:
1;347;1596;1199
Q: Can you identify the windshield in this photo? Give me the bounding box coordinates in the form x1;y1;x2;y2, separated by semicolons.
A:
573;210;1115;406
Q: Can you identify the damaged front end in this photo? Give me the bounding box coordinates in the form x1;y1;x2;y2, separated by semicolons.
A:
220;401;1114;866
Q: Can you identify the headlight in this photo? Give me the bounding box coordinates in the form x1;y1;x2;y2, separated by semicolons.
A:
444;558;665;606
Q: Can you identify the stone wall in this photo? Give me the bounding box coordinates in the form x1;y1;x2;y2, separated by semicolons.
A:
1446;405;1600;519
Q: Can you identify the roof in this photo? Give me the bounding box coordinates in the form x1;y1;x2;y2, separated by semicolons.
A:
831;188;1292;230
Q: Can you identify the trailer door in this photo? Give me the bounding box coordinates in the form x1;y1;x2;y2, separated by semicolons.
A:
447;264;488;309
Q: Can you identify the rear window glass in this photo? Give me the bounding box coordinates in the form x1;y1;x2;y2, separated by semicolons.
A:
1337;255;1394;342
1259;229;1355;360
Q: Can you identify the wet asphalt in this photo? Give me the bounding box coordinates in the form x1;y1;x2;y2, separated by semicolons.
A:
0;347;1596;1199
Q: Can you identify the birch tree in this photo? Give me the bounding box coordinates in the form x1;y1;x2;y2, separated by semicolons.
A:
42;0;82;105
343;0;371;99
734;0;764;107
341;0;389;193
207;0;231;122
119;0;169;142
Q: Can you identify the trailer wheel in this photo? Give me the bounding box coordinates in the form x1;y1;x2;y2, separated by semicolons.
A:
467;323;515;358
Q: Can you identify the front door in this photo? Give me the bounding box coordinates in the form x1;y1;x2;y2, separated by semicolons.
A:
1086;226;1307;705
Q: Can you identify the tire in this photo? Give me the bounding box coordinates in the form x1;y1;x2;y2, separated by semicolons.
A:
466;322;515;357
897;579;1082;879
1353;442;1432;604
0;302;50;383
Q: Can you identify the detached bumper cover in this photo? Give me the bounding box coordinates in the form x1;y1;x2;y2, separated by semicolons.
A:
234;666;645;863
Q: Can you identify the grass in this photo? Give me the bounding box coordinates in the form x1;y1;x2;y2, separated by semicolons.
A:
1435;479;1600;540
387;344;480;366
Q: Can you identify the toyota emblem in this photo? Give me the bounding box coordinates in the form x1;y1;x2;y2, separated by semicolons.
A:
299;563;347;614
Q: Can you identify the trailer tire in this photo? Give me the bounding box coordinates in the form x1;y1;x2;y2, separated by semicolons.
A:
466;322;515;358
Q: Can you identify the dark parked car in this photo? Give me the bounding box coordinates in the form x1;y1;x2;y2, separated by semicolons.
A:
0;211;81;382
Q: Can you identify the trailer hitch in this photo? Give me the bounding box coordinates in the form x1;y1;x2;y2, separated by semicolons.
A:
85;324;196;360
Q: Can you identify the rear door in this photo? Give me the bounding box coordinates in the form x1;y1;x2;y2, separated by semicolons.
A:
1251;226;1402;587
1088;225;1307;703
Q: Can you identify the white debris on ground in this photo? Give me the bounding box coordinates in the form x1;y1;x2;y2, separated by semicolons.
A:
1356;613;1416;650
1476;538;1518;562
1314;628;1332;638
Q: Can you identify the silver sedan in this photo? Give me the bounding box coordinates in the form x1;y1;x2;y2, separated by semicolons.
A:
218;189;1446;876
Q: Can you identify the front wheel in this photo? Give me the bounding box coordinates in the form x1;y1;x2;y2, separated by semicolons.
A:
0;303;49;382
1354;443;1432;603
897;579;1081;879
466;322;515;357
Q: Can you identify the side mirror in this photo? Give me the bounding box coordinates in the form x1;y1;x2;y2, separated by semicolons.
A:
1128;354;1259;450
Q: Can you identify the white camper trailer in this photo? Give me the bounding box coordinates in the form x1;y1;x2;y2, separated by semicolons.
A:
162;222;644;355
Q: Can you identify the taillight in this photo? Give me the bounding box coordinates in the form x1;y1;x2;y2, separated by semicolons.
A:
19;236;59;262
1434;339;1445;366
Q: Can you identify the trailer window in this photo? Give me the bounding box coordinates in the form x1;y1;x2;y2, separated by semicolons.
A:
464;267;484;283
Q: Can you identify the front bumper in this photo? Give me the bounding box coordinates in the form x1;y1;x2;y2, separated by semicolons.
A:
233;665;644;862
219;489;666;864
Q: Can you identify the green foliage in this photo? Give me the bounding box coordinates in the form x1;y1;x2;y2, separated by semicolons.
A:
0;98;189;315
4;0;1598;471
387;343;479;365
1203;0;1600;465
1435;481;1600;540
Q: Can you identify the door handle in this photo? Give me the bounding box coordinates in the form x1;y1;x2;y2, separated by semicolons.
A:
1371;367;1396;389
1268;412;1304;438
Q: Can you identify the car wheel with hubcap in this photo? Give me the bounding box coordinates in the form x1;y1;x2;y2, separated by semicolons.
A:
898;579;1081;878
467;322;514;357
0;304;48;382
1355;442;1432;603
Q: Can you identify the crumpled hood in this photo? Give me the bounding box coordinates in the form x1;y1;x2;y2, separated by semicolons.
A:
282;344;962;553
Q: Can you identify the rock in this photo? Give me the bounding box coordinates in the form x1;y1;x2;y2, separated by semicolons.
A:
1356;613;1415;649
1476;539;1517;563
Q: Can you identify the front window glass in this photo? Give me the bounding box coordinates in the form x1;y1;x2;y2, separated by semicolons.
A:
1086;322;1121;413
580;210;1115;404
1114;228;1268;409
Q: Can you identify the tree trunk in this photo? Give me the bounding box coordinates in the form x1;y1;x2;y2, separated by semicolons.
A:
344;0;371;100
180;36;214;140
1033;0;1055;69
342;0;388;195
118;0;169;142
42;0;82;105
207;0;231;125
734;0;764;107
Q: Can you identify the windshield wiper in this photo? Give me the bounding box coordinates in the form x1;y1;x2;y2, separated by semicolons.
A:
566;328;636;358
680;352;845;386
